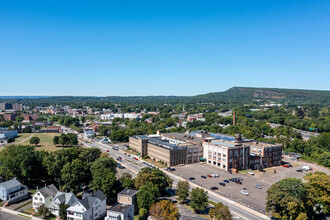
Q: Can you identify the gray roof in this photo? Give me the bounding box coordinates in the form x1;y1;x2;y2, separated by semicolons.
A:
80;196;97;210
48;191;77;209
118;189;138;197
82;190;106;201
0;179;22;190
109;203;132;213
37;184;58;198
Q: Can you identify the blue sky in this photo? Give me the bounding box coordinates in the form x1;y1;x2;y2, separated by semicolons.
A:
0;0;329;96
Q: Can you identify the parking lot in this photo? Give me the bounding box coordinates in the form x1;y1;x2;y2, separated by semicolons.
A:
170;158;320;214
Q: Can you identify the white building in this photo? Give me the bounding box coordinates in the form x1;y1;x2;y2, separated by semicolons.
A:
67;191;107;220
48;192;78;216
32;184;58;211
0;178;28;204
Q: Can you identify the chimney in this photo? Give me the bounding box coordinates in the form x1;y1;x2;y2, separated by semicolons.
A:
233;112;236;126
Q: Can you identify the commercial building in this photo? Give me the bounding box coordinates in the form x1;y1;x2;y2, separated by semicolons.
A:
129;130;282;171
0;129;18;144
0;102;12;111
12;103;23;111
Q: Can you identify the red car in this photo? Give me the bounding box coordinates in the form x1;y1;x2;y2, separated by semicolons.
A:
283;164;290;168
118;157;122;160
106;150;109;152
207;174;212;178
134;158;138;161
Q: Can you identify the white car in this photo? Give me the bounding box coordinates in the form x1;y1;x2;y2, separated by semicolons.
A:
211;174;219;178
248;171;254;175
241;190;249;196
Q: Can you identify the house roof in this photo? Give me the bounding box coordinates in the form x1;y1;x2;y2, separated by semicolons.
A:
36;184;58;198
80;196;97;210
48;191;77;209
109;203;132;213
118;189;138;197
0;178;22;190
82;190;106;201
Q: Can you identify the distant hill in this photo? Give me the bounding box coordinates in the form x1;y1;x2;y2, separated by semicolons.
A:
0;87;329;106
194;87;330;105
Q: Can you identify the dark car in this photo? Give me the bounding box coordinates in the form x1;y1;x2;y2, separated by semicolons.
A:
296;169;303;172
224;180;229;183
229;178;236;182
219;182;226;186
201;176;207;179
210;186;219;190
189;177;195;180
170;168;176;171
235;180;242;184
166;167;172;171
255;185;262;189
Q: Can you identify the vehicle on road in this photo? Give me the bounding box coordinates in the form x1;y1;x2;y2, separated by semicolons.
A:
248;171;254;175
134;158;138;161
255;185;262;189
302;165;312;171
224;180;229;183
283;164;290;168
219;182;225;186
188;177;195;180
210;186;219;190
201;176;207;179
241;190;249;196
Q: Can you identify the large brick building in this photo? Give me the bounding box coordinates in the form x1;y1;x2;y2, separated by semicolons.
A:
129;131;282;171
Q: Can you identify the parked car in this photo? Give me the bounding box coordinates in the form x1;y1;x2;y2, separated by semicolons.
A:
210;186;219;190
134;158;139;161
283;164;290;168
255;185;262;189
171;168;176;171
241;190;249;196
296;169;303;172
248;171;254;175
201;176;207;179
207;174;212;178
166;167;172;171
106;150;109;152
219;182;226;186
235;180;242;185
189;177;195;180
211;174;219;178
224;180;229;183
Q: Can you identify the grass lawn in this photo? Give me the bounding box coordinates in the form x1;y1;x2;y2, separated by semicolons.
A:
143;158;167;168
8;133;76;152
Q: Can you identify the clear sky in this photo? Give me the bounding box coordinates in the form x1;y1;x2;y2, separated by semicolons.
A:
0;0;329;96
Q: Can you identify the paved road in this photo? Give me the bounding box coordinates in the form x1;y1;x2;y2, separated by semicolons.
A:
78;135;268;220
0;211;27;220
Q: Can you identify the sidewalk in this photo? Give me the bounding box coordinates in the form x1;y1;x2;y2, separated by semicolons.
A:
0;207;41;220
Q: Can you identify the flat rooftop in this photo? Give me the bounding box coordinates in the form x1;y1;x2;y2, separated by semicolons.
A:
148;137;185;150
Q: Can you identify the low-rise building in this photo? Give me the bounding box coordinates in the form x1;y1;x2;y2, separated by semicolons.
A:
0;178;28;204
105;189;138;220
67;191;107;220
48;192;78;216
0;129;18;144
32;184;58;211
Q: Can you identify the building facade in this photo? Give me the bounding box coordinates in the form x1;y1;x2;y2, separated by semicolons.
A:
0;178;28;204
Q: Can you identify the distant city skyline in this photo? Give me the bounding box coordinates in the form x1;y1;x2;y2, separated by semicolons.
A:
1;0;329;96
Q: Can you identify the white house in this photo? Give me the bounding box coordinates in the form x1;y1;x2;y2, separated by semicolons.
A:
105;189;138;220
67;190;107;220
32;184;58;211
48;192;78;216
0;178;28;204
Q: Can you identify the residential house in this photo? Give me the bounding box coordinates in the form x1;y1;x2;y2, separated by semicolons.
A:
105;189;138;220
48;192;78;216
67;190;107;220
0;178;28;204
32;184;58;211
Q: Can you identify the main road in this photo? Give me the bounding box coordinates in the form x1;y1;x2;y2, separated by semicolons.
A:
76;134;269;220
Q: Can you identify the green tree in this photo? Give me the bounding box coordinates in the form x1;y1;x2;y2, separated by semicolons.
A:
38;205;50;219
120;173;135;189
29;137;40;146
149;200;180;220
190;187;208;213
61;158;91;192
177;181;189;204
59;203;69;220
209;202;232;220
135;167;172;196
53;136;59;145
137;183;159;211
266;178;309;219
